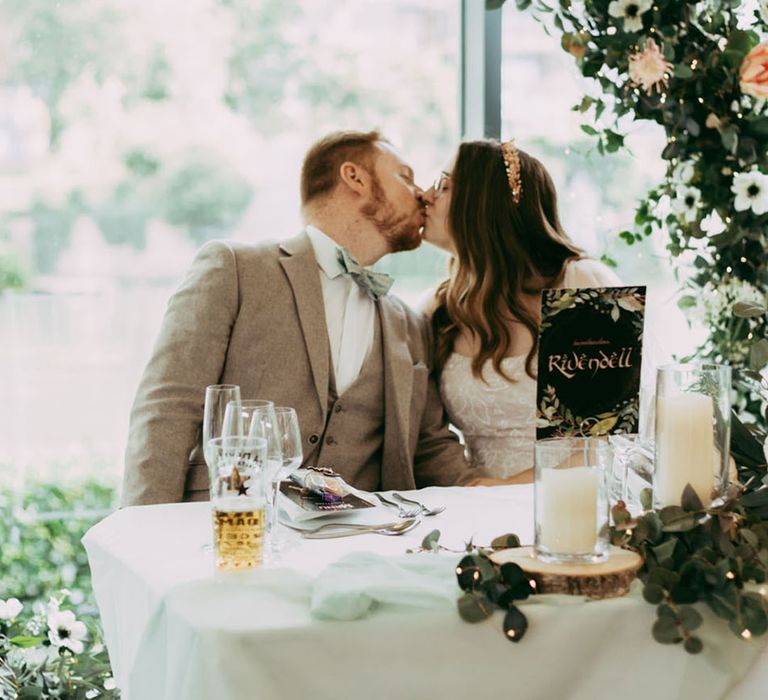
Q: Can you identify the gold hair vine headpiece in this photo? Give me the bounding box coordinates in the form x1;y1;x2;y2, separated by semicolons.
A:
500;139;522;204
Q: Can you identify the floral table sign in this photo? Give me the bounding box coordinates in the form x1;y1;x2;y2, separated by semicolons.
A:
536;285;646;439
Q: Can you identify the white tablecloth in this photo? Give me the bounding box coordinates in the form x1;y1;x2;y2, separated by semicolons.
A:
83;485;768;700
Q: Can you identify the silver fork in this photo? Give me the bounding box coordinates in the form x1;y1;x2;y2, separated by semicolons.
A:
377;493;420;518
392;492;446;517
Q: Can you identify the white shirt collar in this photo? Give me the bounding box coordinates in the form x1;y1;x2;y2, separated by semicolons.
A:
305;225;344;280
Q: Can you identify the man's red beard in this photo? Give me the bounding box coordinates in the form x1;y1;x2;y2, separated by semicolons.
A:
361;177;423;253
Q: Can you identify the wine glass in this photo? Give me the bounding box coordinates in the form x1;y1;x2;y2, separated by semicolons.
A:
273;407;303;482
202;384;241;471
270;407;303;552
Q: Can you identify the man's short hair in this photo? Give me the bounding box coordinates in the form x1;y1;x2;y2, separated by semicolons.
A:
300;130;385;208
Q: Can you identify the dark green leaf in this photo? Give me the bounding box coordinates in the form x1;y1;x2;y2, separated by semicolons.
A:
657;603;677;620
681;484;704;512
671;585;699;605
503;605;528;642
742;592;768;635
457;591;493;623
456;555;481;591
643;583;665;604
652;538;678;564
652;616;682;644
648;566;680;589
720;125;738;154
491;533;521;550
678;606;703;632
674;64;694;79
660;505;698;532
684;636;703;654
640;488;653;511
726;29;759;57
580;124;598;136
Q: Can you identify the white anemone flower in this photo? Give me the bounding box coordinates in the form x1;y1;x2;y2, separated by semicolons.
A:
0;598;23;621
732;170;768;215
47;609;87;654
672;185;702;223
672;160;695;184
608;0;652;33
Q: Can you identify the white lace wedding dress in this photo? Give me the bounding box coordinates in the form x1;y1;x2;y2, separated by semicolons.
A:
438;259;624;479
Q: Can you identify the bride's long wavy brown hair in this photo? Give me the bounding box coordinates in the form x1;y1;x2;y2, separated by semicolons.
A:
432;140;583;381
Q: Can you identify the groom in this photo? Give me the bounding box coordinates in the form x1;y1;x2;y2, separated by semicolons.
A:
122;129;482;506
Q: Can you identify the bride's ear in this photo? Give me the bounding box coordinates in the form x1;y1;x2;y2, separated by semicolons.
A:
339;162;369;196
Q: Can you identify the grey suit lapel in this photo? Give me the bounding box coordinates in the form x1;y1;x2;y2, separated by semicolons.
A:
379;297;414;486
279;232;330;416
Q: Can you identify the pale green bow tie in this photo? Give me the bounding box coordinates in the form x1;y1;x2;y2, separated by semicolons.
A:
336;247;394;301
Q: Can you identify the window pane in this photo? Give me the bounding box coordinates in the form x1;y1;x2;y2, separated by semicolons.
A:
0;0;458;490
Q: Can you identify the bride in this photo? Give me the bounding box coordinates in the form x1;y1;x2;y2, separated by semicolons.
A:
421;139;622;484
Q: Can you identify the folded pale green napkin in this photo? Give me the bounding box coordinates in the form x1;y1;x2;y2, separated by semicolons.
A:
311;552;459;621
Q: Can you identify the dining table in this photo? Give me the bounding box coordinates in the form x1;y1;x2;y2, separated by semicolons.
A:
83;484;768;700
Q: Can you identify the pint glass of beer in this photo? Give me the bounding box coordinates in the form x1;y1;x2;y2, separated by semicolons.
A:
207;435;268;572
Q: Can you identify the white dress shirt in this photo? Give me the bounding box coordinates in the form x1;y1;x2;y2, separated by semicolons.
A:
305;225;376;395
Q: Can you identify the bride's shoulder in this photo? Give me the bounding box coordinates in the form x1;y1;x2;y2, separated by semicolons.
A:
562;257;623;288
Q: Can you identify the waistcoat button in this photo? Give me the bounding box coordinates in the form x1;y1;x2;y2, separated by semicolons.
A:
326;436;335;445
334;403;343;413
308;433;319;444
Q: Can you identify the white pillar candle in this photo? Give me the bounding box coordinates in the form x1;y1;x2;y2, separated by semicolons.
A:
539;466;598;554
655;391;715;506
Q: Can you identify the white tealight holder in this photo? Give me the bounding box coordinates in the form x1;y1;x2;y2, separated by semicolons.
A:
534;437;611;564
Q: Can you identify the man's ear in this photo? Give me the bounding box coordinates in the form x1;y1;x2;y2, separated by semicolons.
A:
339;162;369;195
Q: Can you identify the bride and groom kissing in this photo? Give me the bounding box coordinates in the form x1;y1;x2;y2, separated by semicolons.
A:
121;129;620;506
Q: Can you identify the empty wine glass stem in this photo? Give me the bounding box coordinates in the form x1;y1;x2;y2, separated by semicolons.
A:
270;480;281;539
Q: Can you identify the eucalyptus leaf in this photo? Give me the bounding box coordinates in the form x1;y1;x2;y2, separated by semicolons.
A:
681;484;703;512
750;339;768;372
652;538;678;564
503;605;529;642
456;555;481;591
640;488;653;511
648;566;680;589
660;506;697;532
421;529;441;551
733;301;767;318
457;591;493;623
678;606;703;632
491;533;521;550
684;636;703;654
652;617;682;644
742;593;768;635
643;583;665;604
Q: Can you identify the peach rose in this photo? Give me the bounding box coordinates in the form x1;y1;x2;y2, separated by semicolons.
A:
628;38;671;94
740;42;768;98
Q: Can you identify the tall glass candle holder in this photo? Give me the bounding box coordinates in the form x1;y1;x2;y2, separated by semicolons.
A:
654;363;731;508
534;437;611;564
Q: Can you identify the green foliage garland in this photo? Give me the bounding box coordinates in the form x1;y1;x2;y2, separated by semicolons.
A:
510;0;768;387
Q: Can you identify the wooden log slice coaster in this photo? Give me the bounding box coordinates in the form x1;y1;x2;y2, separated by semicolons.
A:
491;546;643;600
